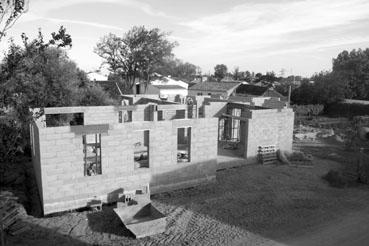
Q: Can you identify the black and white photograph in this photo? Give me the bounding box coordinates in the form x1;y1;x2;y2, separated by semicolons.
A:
1;0;369;245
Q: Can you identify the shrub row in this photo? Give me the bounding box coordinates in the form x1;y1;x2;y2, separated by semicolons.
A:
325;103;369;118
292;104;324;116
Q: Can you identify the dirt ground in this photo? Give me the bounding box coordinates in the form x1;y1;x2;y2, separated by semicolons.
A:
4;134;369;245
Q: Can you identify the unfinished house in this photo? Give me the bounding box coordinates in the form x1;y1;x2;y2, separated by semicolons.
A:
30;95;294;215
30;97;218;215
189;96;295;169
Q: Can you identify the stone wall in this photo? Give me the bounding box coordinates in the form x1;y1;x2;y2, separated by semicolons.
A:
32;117;218;215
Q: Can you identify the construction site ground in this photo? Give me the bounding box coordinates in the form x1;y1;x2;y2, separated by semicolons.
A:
3;127;369;246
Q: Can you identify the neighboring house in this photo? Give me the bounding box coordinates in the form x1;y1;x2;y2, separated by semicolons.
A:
142;84;187;102
139;74;188;102
188;82;241;99
87;72;108;81
235;84;286;100
150;74;188;89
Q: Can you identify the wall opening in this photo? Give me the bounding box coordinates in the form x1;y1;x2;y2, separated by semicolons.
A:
118;110;132;123
231;108;241;141
46;113;84;127
83;134;102;176
218;118;225;141
175;109;186;119
134;130;149;168
158;111;163;121
177;127;191;163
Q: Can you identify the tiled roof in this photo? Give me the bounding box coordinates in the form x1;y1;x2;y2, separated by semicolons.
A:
263;89;285;99
134;98;176;105
236;84;286;99
189;82;240;92
236;84;269;96
153;85;186;90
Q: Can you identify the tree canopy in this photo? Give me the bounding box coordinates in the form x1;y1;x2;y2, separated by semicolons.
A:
0;0;28;42
332;48;369;100
0;27;114;161
291;48;369;106
214;64;227;81
95;26;177;94
153;57;199;81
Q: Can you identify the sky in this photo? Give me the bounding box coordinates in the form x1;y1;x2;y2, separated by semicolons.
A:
1;0;369;78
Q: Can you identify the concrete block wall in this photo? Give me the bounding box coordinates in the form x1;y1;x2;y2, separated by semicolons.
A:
245;108;294;162
204;101;228;118
33;116;218;215
151;118;218;193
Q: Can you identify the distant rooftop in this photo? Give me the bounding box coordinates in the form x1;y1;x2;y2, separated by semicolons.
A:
134;97;177;105
152;85;187;90
236;84;285;98
189;82;240;92
236;84;269;96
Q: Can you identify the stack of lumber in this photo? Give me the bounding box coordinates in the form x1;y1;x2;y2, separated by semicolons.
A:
0;192;29;236
258;145;277;164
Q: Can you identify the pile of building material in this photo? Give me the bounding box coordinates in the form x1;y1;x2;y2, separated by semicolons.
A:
258;145;277;164
0;192;29;237
113;185;166;238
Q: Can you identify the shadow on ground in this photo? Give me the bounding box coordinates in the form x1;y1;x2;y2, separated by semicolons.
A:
87;206;135;238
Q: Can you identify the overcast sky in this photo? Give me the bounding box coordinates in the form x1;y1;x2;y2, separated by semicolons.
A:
1;0;369;77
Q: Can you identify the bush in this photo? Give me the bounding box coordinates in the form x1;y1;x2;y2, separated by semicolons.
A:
325;103;369;118
292;104;324;117
323;170;349;188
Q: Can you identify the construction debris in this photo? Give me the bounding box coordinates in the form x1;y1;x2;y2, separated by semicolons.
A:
113;185;166;238
258;145;277;164
0;191;30;238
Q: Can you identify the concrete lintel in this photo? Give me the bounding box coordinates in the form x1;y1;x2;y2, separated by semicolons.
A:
157;104;187;111
44;107;84;115
70;124;110;135
117;105;137;111
222;113;249;121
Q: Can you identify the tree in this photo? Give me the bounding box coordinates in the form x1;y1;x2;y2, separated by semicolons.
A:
0;27;113;161
95;26;177;94
153;57;198;81
332;48;369;100
78;85;115;106
244;70;253;82
214;64;227;81
254;72;262;82
291;71;346;105
232;67;240;81
263;71;277;82
0;0;28;42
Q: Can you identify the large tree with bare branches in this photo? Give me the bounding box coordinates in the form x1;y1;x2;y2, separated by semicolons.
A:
95;26;177;94
0;0;28;42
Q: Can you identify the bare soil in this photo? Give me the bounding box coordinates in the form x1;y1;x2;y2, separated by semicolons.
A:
3;136;369;246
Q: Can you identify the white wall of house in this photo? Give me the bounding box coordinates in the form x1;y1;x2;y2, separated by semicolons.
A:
159;88;188;102
151;77;189;89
